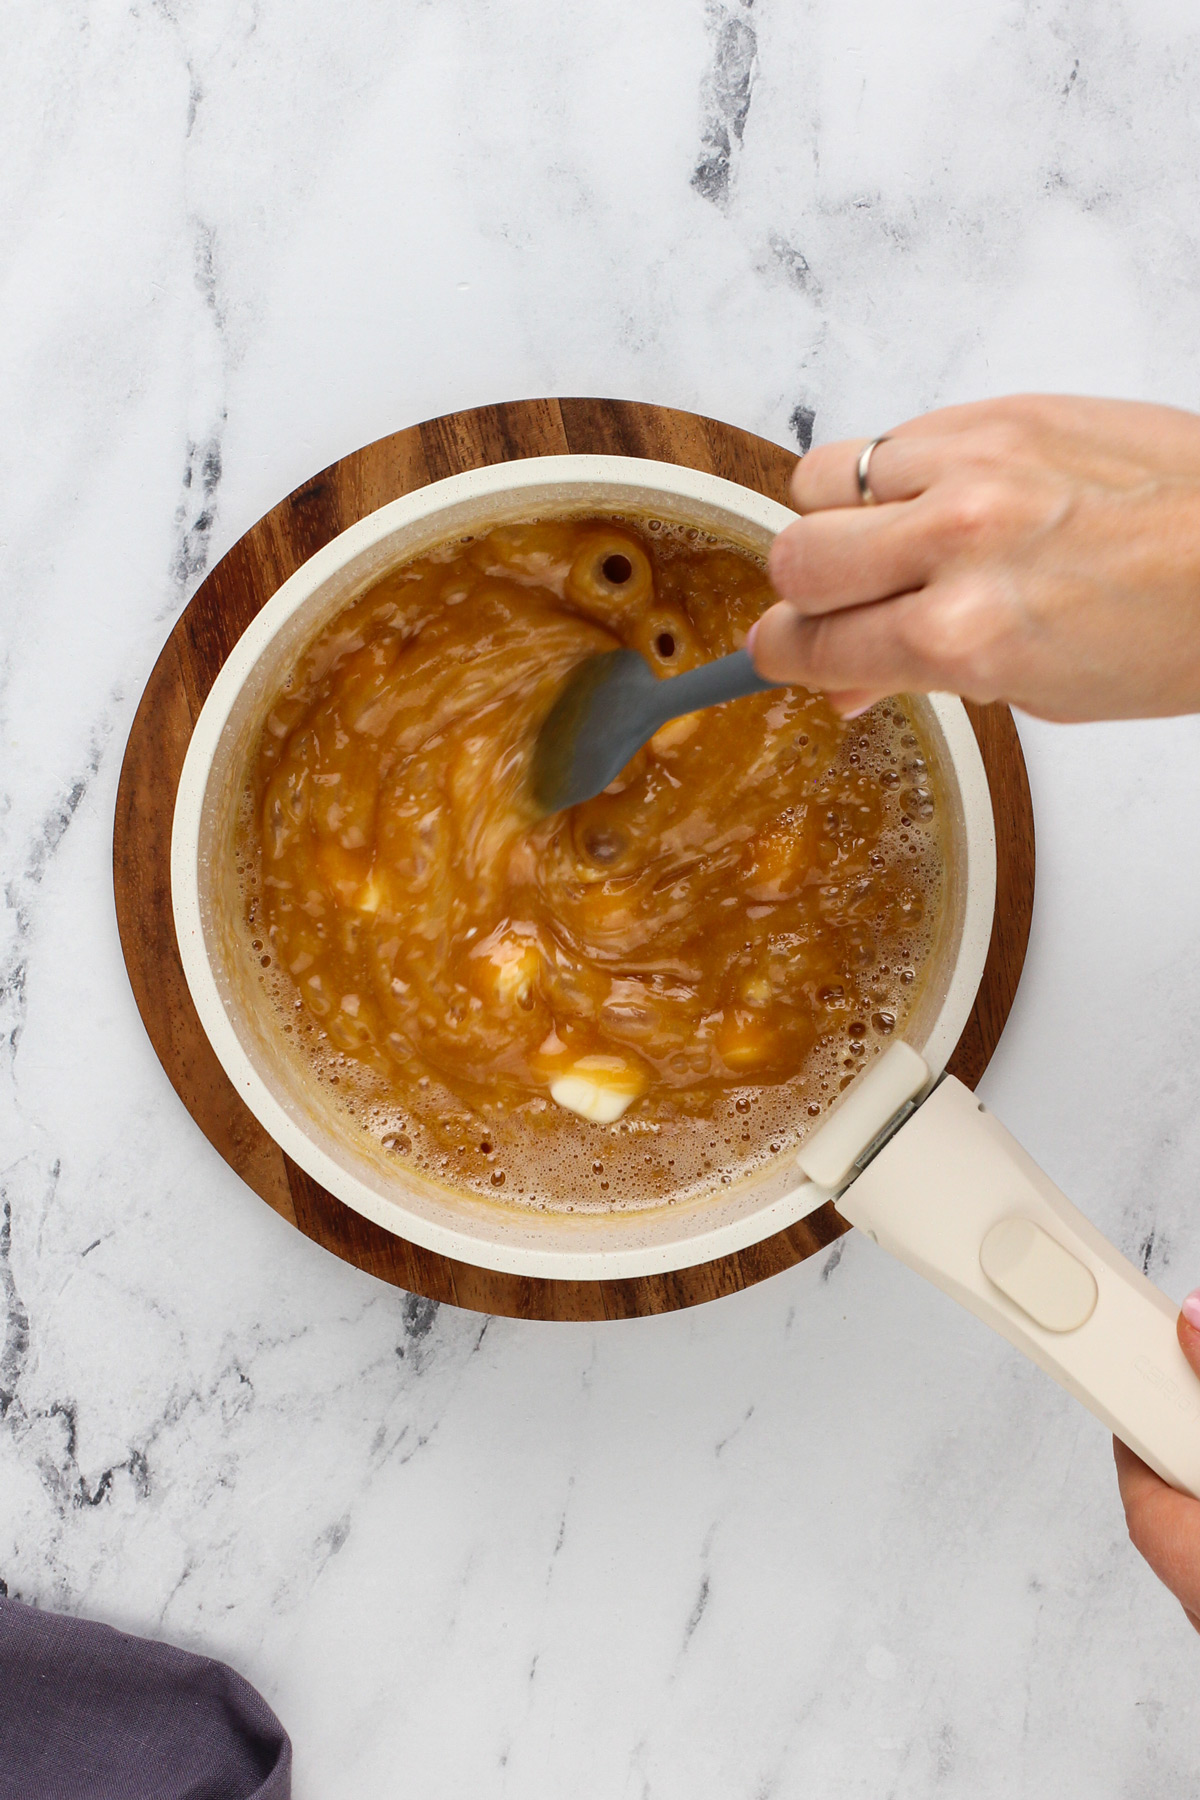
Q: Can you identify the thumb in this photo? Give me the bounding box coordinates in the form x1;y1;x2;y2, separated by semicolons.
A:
1177;1291;1200;1378
745;613;891;721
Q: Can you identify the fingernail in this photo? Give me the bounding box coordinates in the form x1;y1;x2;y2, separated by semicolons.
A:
745;620;759;655
839;701;872;720
1181;1290;1200;1331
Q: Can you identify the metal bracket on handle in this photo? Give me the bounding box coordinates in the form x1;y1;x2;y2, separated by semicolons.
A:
846;1093;924;1188
796;1040;932;1193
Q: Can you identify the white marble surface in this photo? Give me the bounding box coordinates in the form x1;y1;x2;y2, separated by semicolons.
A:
4;1;1200;1792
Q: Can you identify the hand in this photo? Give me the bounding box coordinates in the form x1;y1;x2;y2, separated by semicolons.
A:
752;394;1200;721
1114;1298;1200;1633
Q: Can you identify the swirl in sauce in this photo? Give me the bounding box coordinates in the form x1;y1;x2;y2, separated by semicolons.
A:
239;517;943;1211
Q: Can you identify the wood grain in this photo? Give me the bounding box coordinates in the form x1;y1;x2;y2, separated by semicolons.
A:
113;399;1035;1321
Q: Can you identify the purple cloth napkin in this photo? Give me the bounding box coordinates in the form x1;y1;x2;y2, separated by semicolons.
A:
0;1597;291;1800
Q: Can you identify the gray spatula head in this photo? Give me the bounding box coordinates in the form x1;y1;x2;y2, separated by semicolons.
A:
530;645;778;816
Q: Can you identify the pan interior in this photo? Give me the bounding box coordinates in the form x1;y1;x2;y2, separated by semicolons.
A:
183;462;991;1275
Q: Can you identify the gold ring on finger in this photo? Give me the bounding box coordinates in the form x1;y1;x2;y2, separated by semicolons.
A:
855;436;891;506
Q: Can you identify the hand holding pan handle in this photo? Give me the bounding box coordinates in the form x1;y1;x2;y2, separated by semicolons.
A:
802;1044;1200;1498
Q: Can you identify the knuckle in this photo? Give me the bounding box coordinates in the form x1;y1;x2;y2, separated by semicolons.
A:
972;418;1029;466
894;597;953;677
899;586;1007;691
935;480;1009;550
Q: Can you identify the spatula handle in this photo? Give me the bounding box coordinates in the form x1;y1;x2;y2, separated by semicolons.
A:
648;649;778;729
838;1075;1200;1497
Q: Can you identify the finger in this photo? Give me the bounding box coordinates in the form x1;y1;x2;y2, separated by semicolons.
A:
750;593;940;697
791;431;953;514
768;501;943;616
788;398;1087;514
1114;1437;1200;1621
790;437;895;513
761;556;1026;703
875;392;1200;458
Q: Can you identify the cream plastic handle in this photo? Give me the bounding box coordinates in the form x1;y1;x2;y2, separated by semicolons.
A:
837;1076;1200;1497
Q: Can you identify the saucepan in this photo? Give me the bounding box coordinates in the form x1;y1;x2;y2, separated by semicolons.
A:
171;455;1200;1496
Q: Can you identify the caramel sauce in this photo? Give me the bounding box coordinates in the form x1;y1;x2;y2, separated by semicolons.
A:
239;516;943;1211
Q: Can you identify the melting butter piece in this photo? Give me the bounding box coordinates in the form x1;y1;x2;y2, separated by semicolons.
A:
550;1055;647;1124
649;712;699;756
472;932;542;1007
356;874;385;914
716;1009;779;1069
491;943;540;1007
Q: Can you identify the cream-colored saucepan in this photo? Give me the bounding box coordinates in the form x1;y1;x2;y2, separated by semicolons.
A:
172;456;1200;1496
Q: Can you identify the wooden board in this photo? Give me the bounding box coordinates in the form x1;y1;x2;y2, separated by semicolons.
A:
113;399;1035;1321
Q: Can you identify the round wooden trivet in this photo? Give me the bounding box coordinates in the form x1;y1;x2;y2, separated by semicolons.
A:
114;399;1035;1322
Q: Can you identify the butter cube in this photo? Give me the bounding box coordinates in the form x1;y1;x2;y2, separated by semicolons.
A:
550;1055;647;1123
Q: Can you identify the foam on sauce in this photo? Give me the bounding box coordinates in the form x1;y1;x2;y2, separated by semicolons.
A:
237;516;944;1213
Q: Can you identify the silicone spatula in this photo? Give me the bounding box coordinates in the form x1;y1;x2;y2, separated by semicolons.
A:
530;646;778;815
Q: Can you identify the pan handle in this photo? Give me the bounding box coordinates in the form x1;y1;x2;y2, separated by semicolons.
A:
837;1075;1200;1498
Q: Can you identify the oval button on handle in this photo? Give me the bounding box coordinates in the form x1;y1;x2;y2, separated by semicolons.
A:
836;1077;1200;1498
980;1216;1098;1333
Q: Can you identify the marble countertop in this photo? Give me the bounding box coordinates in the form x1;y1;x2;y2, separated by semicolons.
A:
5;1;1200;1793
